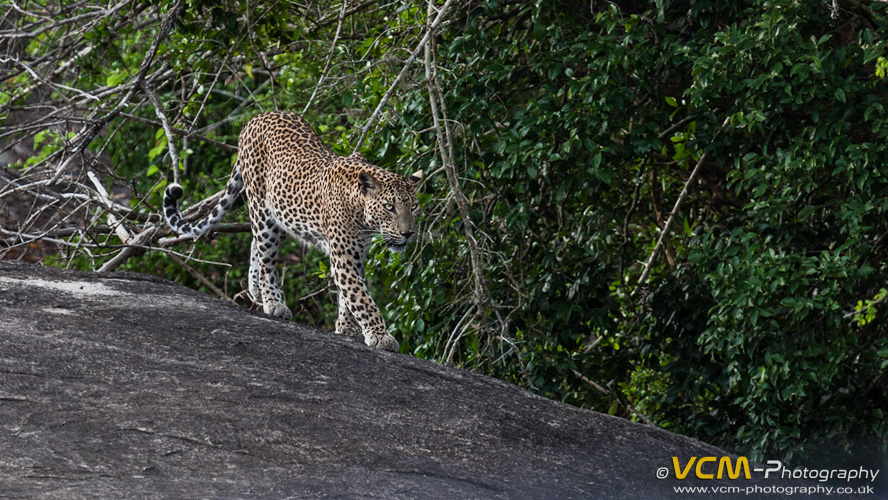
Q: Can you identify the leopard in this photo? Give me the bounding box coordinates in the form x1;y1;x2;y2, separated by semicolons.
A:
163;111;422;351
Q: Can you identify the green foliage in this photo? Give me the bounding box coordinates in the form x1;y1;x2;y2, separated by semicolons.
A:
854;288;887;327
376;0;888;466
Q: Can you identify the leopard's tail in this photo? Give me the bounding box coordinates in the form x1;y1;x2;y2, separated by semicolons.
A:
163;163;244;236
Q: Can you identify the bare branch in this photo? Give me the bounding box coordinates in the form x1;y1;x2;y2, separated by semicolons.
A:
571;369;657;427
0;0;133;40
637;152;708;287
168;252;236;303
96;225;158;272
87;171;131;242
309;0;376;33
118;112;237;152
423;0;494;352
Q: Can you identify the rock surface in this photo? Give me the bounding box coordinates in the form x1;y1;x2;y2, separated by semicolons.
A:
0;262;874;499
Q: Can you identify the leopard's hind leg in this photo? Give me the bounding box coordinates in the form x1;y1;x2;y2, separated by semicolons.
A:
247;238;261;303
250;205;292;320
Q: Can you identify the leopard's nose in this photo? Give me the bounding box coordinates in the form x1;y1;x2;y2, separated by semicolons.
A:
401;231;414;240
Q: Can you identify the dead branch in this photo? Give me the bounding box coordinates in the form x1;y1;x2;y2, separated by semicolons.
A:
637;152;708;287
424;0;494;356
96;225;158;272
142;82;181;185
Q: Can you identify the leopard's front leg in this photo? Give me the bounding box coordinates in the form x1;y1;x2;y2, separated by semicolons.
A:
330;244;398;352
335;292;362;340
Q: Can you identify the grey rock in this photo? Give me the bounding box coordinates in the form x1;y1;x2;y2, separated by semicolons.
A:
0;262;870;499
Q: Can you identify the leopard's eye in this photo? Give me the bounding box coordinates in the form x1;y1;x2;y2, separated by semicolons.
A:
412;202;419;212
383;202;395;213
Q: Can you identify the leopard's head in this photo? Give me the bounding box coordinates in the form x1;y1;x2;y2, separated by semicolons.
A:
359;169;422;252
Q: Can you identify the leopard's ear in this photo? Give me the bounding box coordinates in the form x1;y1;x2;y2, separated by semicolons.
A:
408;170;423;185
358;171;377;195
350;151;367;162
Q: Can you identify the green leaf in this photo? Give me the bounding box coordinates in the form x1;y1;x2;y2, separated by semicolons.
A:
106;71;127;87
797;205;815;220
532;22;546;41
590;152;602;169
33;129;48;147
834;88;846;103
316;261;329;279
147;145;166;161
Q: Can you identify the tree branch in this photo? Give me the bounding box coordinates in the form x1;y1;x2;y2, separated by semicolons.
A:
309;0;376;33
424;0;494;350
571;369;656;427
45;0;183;185
118;112;237;152
96;225;158;272
637;152;708;287
142;82;182;185
168;252;235;303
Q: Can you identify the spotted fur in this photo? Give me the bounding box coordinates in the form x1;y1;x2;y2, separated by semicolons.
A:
163;111;422;351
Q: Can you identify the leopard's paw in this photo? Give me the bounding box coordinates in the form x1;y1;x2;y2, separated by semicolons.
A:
335;317;363;339
335;326;363;339
247;285;261;304
366;333;399;352
264;302;293;320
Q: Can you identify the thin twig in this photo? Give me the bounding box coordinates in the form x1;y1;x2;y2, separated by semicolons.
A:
637;152;708;286
657;115;695;140
309;0;376;32
168;253;235;303
119;112;237;152
96;225;158;272
843;293;887;319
